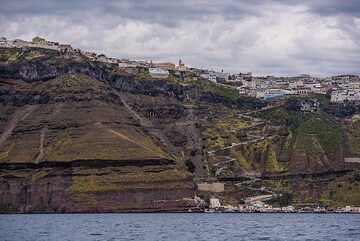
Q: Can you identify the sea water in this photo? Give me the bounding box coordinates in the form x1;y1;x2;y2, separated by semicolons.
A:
0;213;359;241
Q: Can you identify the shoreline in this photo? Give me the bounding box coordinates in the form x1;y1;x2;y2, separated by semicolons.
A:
1;211;359;215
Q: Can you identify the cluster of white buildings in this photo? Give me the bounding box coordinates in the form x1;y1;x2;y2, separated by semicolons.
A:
331;88;360;102
200;70;229;82
199;69;360;103
329;75;360;102
206;197;296;213
205;197;360;213
2;36;359;102
85;53;188;79
0;36;74;52
1;36;192;79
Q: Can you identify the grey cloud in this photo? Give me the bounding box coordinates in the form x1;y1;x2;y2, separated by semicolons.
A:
0;0;359;76
304;0;360;17
0;0;264;26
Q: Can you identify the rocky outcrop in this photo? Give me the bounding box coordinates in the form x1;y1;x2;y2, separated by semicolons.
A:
324;102;359;118
285;98;320;112
112;77;185;101
199;92;233;107
0;56;108;83
285;95;359;118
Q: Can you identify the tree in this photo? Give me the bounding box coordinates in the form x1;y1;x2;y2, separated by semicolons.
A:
277;191;293;207
185;160;196;173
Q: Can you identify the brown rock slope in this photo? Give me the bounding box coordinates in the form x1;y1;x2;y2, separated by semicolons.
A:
0;74;196;213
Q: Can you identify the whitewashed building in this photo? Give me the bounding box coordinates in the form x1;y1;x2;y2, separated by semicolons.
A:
200;71;217;82
149;67;169;78
0;37;9;47
96;55;118;64
209;198;221;209
331;89;360;102
331;75;360;86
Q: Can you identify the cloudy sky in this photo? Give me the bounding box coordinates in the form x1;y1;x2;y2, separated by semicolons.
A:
0;0;359;76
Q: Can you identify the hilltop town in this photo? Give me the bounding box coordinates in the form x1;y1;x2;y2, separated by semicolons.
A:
1;36;359;104
0;36;359;213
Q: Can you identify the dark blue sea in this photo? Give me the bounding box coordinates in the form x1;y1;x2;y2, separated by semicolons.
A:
0;213;359;241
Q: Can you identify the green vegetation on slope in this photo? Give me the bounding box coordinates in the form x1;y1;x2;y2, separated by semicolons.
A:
203;82;239;101
347;120;360;157
320;171;360;208
294;115;343;154
0;47;59;63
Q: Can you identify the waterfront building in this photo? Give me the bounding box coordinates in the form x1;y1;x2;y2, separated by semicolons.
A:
209;198;221;209
197;182;225;192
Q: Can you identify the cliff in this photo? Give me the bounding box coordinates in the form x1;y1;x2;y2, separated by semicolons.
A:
0;49;197;212
0;47;359;211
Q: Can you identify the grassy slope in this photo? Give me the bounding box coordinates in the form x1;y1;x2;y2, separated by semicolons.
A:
320;171;360;208
347;119;360;157
0;74;169;163
199;92;358;206
203;81;240;101
0;47;59;64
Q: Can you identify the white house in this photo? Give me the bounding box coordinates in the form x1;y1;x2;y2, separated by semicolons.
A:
331;89;360;102
96;56;118;64
216;71;229;81
200;71;217;82
0;37;8;47
149;67;169;78
209;198;221;209
289;80;304;89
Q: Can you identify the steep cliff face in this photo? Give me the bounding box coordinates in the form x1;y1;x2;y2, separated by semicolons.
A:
287;116;345;174
0;47;358;211
0;166;195;213
0;64;196;213
247;102;353;175
0;48;109;83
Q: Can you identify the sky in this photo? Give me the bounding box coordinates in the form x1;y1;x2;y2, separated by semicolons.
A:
0;0;359;76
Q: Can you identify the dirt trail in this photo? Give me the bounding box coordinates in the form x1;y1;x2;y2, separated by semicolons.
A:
107;129;156;154
0;105;37;148
115;91;178;154
94;122;164;158
245;194;275;204
208;104;284;177
179;106;207;177
241;104;283;115
116;92;152;128
35;125;47;163
210;104;284;155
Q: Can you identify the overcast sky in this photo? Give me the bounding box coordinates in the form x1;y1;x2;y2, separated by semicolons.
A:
0;0;359;76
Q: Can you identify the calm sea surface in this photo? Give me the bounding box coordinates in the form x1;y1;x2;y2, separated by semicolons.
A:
0;213;359;241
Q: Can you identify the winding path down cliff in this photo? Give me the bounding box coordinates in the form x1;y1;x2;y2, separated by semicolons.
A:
0;105;37;148
208;103;283;176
